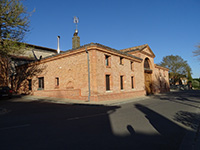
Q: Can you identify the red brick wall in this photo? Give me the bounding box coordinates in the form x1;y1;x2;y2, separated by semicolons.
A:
126;46;170;94
30;48;90;99
19;45;169;101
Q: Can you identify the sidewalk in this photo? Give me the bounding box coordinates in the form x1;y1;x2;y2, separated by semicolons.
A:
19;95;149;106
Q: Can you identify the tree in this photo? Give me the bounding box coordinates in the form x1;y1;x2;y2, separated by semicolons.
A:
193;44;200;60
159;55;192;85
0;0;32;87
0;0;30;56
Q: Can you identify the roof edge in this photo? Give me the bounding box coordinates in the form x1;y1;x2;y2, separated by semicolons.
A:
155;64;169;71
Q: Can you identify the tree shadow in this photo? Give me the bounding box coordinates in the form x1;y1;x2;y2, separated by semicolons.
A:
0;99;197;150
174;111;200;130
134;103;185;149
152;91;200;109
153;74;170;93
0;54;47;95
0;56;10;86
12;61;46;94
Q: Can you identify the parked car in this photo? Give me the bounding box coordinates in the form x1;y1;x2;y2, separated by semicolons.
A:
0;86;12;99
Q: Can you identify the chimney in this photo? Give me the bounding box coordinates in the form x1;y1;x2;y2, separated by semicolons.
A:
57;36;60;54
72;29;80;49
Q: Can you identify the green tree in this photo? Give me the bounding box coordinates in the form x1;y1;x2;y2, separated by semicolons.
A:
159;55;192;85
187;69;193;82
0;0;32;86
0;0;30;56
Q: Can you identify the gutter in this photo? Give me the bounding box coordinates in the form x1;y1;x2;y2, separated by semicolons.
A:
85;46;91;102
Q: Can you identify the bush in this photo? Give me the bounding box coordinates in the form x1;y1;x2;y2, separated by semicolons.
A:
192;80;200;89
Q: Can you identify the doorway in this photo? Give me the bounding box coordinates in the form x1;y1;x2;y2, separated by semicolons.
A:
144;58;152;95
144;72;152;95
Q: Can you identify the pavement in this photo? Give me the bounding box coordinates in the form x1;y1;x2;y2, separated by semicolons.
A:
1;91;200;150
17;94;150;106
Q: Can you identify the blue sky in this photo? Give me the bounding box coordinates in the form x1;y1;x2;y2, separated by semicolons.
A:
23;0;200;78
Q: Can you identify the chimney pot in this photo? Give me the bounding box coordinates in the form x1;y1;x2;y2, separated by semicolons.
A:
57;36;60;54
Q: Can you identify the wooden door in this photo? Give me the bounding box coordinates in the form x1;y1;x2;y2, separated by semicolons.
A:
145;73;152;95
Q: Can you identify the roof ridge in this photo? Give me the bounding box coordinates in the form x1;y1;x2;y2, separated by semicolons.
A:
41;42;142;61
120;44;148;52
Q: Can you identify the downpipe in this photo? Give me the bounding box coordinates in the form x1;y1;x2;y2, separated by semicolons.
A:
85;47;91;102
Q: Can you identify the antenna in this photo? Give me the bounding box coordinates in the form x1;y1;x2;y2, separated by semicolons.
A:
73;16;79;30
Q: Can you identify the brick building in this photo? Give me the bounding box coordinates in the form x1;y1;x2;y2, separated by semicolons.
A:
0;42;60;88
18;33;169;101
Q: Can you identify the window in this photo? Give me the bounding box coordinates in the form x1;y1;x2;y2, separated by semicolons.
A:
131;76;134;89
144;58;150;69
163;71;166;77
120;76;124;90
28;79;32;91
55;77;59;86
38;77;44;90
160;79;162;88
120;57;124;65
105;55;110;67
130;61;134;71
106;75;110;91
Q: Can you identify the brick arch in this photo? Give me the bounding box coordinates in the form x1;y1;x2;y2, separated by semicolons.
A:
144;58;152;70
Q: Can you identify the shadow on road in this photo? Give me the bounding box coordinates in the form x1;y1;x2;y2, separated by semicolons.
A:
135;103;185;149
151;91;200;127
0;92;199;150
174;111;200;130
153;90;200;109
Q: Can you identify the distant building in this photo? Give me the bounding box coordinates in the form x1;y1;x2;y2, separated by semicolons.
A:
16;30;169;101
0;43;59;87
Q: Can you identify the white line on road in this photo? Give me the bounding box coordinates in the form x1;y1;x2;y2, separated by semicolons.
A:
67;112;109;121
66;110;115;121
0;124;30;131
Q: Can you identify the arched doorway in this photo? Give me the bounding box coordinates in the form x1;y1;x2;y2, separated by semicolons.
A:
144;58;152;95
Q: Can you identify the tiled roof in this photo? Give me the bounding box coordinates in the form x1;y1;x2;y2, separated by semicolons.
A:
25;43;144;64
120;44;148;53
89;43;143;60
10;55;35;61
25;43;59;52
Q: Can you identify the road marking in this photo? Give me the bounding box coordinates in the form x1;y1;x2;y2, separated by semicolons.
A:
67;112;108;121
0;124;30;130
0;108;11;115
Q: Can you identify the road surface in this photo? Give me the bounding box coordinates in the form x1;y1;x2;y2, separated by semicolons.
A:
0;91;200;150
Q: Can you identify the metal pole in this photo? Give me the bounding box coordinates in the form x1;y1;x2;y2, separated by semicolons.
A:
85;47;91;102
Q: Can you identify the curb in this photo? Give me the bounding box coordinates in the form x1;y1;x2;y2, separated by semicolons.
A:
20;95;149;106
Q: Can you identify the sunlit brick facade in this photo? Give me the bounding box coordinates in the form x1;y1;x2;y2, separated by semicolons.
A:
18;43;169;101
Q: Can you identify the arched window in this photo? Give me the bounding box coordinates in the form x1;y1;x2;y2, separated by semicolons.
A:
144;58;150;69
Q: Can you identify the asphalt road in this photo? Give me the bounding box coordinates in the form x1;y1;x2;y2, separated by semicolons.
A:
0;90;200;150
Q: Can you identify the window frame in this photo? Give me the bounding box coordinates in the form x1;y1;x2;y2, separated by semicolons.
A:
105;74;111;91
120;75;124;90
28;79;32;91
105;55;111;68
131;76;134;89
120;57;124;65
130;61;134;71
38;77;44;90
55;77;59;87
